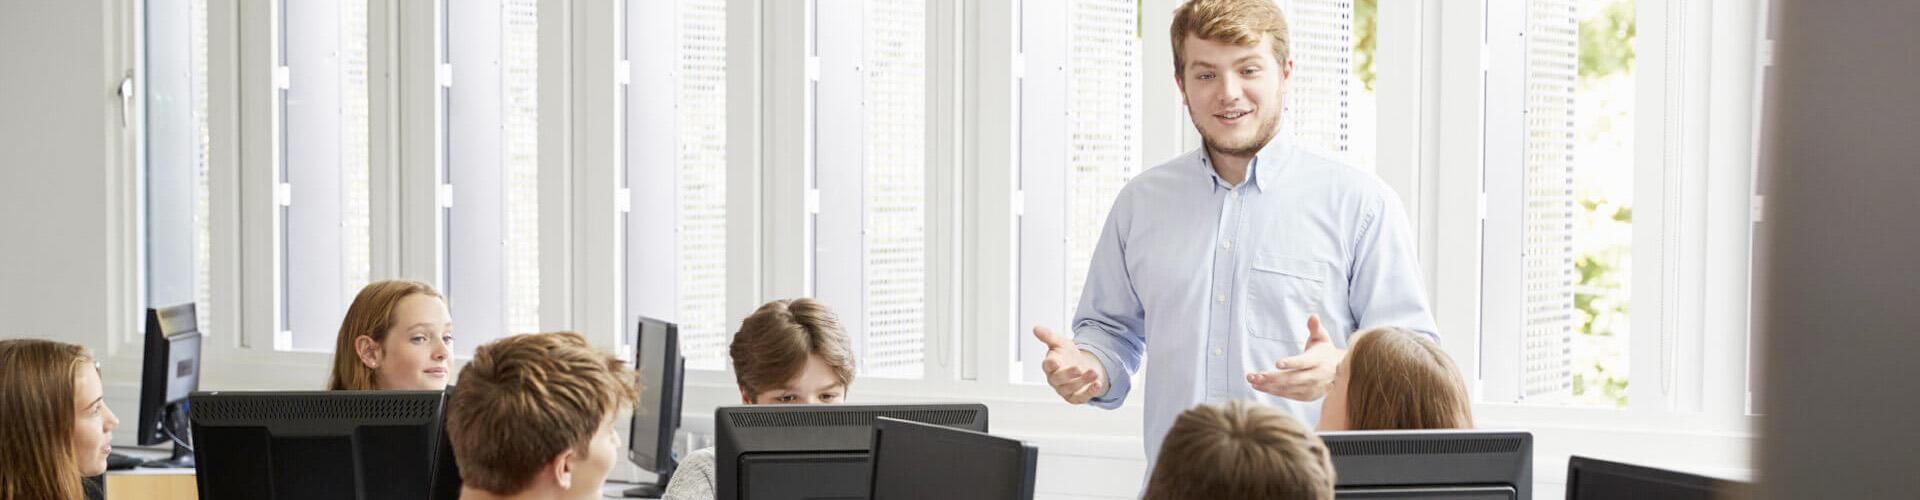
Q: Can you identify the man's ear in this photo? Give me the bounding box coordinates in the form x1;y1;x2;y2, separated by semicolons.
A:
546;448;576;491
1174;72;1188;104
740;388;753;405
354;335;382;369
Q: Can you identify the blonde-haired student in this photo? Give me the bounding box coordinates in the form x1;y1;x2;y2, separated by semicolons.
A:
1317;326;1473;431
326;279;456;391
0;339;120;500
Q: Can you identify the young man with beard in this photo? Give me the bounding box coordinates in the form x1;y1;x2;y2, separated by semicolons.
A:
1030;0;1440;472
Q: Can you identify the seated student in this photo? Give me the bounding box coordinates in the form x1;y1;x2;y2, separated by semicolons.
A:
327;279;456;391
1144;400;1336;500
1317;326;1473;431
663;298;857;500
446;331;638;500
0;339;121;500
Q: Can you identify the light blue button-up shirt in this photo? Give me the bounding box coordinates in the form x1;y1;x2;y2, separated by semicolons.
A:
1071;133;1439;467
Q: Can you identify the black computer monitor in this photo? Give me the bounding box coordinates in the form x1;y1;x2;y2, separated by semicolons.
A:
715;403;990;500
1322;429;1534;499
135;303;201;468
623;315;685;498
428;410;462;500
188;390;452;500
868;416;1036;500
1566;455;1742;500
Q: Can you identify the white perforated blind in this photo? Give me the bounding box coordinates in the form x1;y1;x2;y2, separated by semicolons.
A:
1279;0;1354;157
504;0;541;336
678;0;730;370
1063;0;1142;326
1521;0;1578;401
861;0;928;378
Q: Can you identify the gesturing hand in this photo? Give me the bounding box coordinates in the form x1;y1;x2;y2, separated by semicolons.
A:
1033;326;1110;404
1246;315;1344;401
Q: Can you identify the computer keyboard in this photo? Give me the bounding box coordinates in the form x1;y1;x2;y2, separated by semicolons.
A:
105;452;143;471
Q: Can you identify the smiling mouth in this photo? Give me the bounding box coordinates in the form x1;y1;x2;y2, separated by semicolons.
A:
424;368;448;377
1214;109;1255;125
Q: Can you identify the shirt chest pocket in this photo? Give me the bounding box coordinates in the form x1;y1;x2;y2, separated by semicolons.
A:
1244;254;1332;345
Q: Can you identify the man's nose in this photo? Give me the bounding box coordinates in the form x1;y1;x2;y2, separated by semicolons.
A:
1219;74;1244;104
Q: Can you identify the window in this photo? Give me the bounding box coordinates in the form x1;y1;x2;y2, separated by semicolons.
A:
1483;0;1638;407
446;0;541;355
275;0;372;351
812;0;930;379
143;0;212;329
1281;0;1360;167
1351;0;1379;171
624;0;731;370
1014;0;1142;383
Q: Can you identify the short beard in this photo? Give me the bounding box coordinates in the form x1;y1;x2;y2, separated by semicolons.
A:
1198;109;1283;159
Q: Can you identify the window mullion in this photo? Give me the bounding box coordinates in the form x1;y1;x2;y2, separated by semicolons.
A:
961;0;1020;385
813;0;869;373
1478;0;1527;404
1627;0;1675;414
923;0;963;382
1013;0;1067;386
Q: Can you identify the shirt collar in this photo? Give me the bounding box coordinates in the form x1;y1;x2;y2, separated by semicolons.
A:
1198;132;1291;193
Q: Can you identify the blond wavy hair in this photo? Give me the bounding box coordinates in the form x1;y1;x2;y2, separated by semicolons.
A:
1170;0;1293;77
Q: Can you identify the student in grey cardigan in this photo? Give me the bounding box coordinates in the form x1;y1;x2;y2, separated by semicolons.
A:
663;298;857;500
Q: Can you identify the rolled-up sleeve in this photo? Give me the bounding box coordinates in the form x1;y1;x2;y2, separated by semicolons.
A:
1347;188;1440;342
1072;196;1148;410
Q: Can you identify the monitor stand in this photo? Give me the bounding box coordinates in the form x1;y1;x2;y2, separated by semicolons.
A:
138;402;195;469
138;441;195;469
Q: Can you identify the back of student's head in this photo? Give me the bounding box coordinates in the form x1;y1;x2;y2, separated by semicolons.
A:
729;298;856;401
1144;400;1335;500
1345;326;1473;430
0;339;95;500
446;331;637;496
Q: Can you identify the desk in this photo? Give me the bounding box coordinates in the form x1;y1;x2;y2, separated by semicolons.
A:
103;468;196;500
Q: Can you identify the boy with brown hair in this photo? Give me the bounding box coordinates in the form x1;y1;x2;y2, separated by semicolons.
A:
663;297;858;500
1144;400;1337;500
446;331;638;500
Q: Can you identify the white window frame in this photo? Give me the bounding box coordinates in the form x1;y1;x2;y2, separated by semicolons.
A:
1432;0;1763;484
785;0;954;381
214;0;579;386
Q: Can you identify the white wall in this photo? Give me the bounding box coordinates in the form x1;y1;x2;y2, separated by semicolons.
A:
0;0;149;450
0;0;126;352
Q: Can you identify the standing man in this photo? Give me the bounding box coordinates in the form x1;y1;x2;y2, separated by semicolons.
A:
1032;0;1439;465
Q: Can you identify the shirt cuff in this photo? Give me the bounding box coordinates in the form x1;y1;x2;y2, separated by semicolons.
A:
1075;341;1130;410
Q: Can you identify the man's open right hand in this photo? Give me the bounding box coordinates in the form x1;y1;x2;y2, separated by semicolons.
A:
1034;326;1110;404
